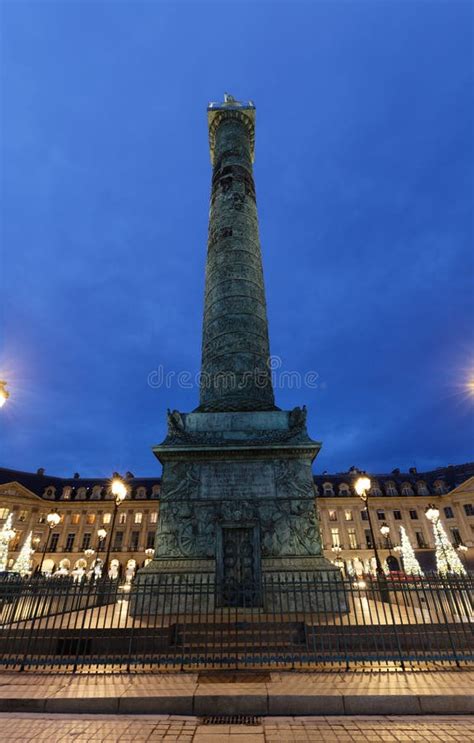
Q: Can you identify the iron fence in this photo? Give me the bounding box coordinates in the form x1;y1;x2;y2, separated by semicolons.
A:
0;572;471;671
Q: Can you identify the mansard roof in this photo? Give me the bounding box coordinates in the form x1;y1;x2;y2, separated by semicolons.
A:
0;462;473;502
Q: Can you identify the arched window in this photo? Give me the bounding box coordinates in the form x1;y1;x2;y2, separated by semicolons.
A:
43;486;56;500
370;483;382;496
62;486;72;500
91;486;102;500
151;485;160;497
417;481;429;495
338;483;351;497
401;483;414;496
433;480;447;494
323;482;334;496
136;487;147;499
385;482;397;497
76;487;87;500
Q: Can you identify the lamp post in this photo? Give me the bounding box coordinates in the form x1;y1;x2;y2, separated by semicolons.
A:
380;522;392;556
38;510;61;574
97;528;107;552
103;476;128;579
0;381;10;408
355;475;385;577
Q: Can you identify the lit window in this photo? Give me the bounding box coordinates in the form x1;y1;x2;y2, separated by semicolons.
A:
0;508;9;520
62;487;72;500
328;510;337;521
134;512;143;524
119;512;127;525
348;528;357;549
103;513;111;524
86;513;96;525
18;510;28;522
331;528;340;547
150;512;158;524
71;514;80;525
344;510;353;521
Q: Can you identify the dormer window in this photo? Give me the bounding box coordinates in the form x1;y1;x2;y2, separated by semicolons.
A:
434;481;447;495
338;484;351;497
323;482;334;496
136;487;147;499
76;487;87;500
44;486;56;499
62;486;72;500
385;482;397;496
91;486;102;500
401;483;414;496
417;482;429;495
151;485;160;497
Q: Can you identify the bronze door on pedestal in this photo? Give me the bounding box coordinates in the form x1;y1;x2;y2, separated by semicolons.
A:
221;527;258;607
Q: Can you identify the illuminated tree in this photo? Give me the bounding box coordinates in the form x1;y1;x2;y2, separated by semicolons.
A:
431;519;466;577
0;513;15;571
13;532;33;576
399;526;424;577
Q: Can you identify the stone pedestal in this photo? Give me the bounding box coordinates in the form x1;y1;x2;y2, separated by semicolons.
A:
133;410;347;614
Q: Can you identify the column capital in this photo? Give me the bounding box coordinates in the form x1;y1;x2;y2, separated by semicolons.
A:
208;94;256;165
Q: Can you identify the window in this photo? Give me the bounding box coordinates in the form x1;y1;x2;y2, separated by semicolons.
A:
50;533;59;552
328;510;337;521
376;509;385;521
130;531;140;550
71;513;80;525
113;532;123;550
393;510;402;520
451;528;462;546
65;533;75;552
386;483;397;496
0;508;9;520
136;487;147;499
434;481;447;495
91;486;102;500
62;487;72;499
365;530;373;549
331;528;340;548
344;510;353;521
38;512;47;524
44;487;55;499
81;533;91;550
444;507;454;519
86;513;96;525
464;504;474;517
360;510;368;521
401;484;414;496
348;528;358;549
146;531;155;549
417;482;429;495
134;512;143;524
339;485;351;497
409;510;418;520
103;513;111;524
370;486;382;496
323;483;334;496
18;510;28;522
150;512;158;524
119;513;127;525
76;488;86;500
415;531;426;548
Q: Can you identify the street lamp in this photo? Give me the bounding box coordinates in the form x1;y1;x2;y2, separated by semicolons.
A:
38;510;61;574
103;476;128;579
0;381;10;408
380;522;392;556
355;475;384;578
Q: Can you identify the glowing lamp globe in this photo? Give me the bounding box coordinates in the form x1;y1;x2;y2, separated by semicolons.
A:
111;478;127;502
425;505;440;522
355;476;371;497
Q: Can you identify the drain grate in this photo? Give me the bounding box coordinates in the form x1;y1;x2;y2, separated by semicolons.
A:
201;715;261;725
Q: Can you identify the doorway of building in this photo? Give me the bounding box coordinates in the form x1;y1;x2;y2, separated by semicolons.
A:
218;526;261;607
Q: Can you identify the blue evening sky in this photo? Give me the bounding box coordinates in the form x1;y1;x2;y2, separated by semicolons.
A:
1;1;473;478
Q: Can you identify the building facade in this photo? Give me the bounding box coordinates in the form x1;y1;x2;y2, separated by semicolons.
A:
0;463;472;577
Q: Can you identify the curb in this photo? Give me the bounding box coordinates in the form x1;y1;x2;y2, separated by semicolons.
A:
0;693;472;716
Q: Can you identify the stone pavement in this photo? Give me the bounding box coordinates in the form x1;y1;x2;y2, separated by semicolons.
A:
0;669;472;716
0;713;473;741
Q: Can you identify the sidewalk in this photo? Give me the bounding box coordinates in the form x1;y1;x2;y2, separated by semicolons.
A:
0;669;472;716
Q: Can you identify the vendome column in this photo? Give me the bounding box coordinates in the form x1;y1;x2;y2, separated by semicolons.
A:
135;95;343;611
